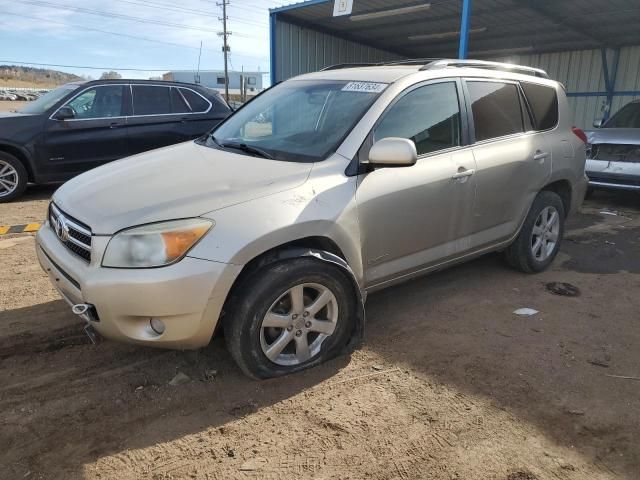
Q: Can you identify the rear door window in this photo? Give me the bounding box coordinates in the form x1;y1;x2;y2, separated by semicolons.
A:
132;85;172;115
521;82;559;130
170;88;191;114
467;81;524;141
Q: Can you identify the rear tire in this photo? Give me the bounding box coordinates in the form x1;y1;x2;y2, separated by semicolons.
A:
0;152;28;203
224;257;357;379
505;190;565;273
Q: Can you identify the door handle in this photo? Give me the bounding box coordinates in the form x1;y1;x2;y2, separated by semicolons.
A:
452;168;475;180
109;122;120;129
533;150;549;162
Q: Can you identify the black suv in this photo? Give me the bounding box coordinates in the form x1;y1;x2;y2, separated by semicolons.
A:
0;79;231;202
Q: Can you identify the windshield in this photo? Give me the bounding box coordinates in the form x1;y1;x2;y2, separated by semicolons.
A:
207;79;386;162
605;102;640;128
18;84;79;114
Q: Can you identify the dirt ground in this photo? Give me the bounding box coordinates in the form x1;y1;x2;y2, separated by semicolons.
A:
0;186;639;480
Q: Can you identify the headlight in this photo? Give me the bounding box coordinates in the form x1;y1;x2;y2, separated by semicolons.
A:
102;218;213;268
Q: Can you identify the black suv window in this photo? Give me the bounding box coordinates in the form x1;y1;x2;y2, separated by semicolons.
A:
66;85;124;119
375;82;461;156
521;82;558;130
170;88;191;114
467;81;524;141
132;85;172;115
180;88;210;113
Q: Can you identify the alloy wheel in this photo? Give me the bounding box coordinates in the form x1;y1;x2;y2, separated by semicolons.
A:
260;282;338;366
531;206;560;261
0;160;18;198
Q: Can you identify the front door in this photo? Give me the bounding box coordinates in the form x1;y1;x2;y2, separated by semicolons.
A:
356;80;478;288
42;84;129;179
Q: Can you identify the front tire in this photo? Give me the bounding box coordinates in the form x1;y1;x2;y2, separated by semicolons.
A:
0;152;28;203
224;258;357;379
505;190;565;273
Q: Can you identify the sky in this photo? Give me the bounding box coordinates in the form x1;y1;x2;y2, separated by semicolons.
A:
0;0;293;83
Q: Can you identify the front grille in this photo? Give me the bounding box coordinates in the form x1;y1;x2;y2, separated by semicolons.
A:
49;203;92;262
591;144;640;163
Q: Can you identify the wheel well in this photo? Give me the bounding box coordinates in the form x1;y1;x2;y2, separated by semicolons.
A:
542;180;571;217
0;144;34;182
215;236;349;335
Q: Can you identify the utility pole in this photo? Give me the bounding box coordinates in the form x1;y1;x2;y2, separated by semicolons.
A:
217;0;231;102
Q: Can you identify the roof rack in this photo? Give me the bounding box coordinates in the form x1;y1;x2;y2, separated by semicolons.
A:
421;60;549;79
321;59;445;71
320;59;549;79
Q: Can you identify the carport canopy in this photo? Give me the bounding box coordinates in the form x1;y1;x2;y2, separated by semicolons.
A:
271;0;640;60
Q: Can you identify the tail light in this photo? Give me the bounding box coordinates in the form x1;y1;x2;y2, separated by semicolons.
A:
572;126;588;144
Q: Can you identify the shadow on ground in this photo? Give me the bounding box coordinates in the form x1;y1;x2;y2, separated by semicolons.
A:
0;191;639;479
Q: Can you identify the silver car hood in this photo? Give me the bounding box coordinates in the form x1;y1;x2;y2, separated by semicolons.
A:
53;141;313;234
586;128;640;145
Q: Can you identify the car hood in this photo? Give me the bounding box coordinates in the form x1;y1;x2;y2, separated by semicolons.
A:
53;141;313;234
586;128;640;145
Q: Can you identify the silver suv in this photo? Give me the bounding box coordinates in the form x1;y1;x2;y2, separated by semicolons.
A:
36;60;588;379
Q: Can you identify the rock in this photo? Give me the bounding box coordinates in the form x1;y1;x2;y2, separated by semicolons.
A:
169;372;191;386
227;449;235;458
565;409;585;416
513;308;539;316
372;365;384;371
204;369;218;380
135;385;144;392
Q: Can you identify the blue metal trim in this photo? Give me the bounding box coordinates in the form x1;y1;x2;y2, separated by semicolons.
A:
458;0;472;59
269;0;330;14
566;91;640;97
270;12;277;85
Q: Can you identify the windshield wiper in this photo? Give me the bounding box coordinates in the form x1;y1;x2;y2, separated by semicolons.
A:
220;141;273;159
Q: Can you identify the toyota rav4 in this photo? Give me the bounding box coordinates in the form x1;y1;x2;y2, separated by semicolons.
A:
36;60;588;379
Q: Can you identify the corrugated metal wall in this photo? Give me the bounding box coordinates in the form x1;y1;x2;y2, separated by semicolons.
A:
273;18;640;129
274;19;400;82
493;46;640;128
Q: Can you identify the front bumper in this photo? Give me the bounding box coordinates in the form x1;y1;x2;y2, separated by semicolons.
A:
586;159;640;191
36;222;242;349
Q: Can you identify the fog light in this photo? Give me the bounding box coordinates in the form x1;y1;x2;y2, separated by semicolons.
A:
150;318;165;335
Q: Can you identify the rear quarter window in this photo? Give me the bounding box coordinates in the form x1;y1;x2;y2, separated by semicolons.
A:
521;82;559;130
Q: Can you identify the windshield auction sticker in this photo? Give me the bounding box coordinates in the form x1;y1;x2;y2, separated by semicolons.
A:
342;82;388;93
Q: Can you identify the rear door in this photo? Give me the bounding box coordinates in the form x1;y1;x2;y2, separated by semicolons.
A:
465;79;552;248
126;84;184;155
42;84;128;177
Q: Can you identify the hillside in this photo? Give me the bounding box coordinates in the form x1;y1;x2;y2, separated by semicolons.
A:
0;65;82;88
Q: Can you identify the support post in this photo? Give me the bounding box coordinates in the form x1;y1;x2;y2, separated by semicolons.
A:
270;12;277;86
458;0;472;59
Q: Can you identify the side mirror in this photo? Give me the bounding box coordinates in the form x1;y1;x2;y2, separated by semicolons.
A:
53;106;75;121
593;118;603;128
368;137;417;167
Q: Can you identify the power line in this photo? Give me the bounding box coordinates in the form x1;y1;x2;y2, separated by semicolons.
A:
3;11;203;50
0;60;181;72
14;0;232;34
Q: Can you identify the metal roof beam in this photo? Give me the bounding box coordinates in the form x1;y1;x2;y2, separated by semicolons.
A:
513;0;609;46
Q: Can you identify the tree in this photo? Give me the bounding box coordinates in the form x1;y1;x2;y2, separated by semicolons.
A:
100;71;122;80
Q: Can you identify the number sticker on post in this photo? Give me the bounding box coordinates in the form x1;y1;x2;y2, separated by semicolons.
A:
342;82;388;93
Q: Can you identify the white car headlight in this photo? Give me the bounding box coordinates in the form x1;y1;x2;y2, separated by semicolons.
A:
102;218;214;268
